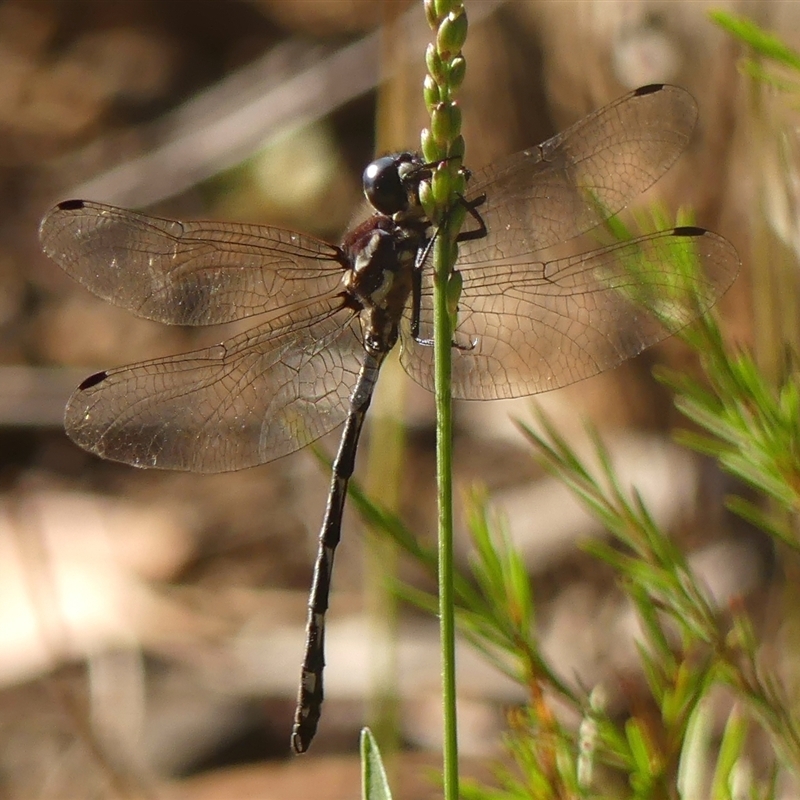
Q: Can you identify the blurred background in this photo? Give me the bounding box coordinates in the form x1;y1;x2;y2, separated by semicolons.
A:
0;0;795;797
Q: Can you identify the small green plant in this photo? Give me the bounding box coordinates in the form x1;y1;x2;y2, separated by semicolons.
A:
362;728;394;800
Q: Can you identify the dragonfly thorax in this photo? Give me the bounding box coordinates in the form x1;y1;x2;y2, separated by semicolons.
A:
342;214;421;356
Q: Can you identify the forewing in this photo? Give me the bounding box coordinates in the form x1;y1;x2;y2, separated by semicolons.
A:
66;302;363;472
40;200;346;325
400;228;739;399
459;84;698;261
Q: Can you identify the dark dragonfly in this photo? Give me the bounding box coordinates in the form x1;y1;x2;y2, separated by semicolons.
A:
39;84;739;754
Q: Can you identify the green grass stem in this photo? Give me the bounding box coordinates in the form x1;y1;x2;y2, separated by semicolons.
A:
422;2;469;797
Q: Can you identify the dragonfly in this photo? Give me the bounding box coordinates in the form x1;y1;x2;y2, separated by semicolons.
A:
39;83;739;754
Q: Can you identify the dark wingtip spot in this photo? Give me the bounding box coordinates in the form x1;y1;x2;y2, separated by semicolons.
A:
78;370;108;390
673;225;705;237
57;199;86;211
635;84;665;96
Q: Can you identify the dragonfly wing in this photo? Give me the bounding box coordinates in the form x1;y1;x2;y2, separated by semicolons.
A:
400;228;739;400
40;200;346;325
460;84;698;260
66;302;364;472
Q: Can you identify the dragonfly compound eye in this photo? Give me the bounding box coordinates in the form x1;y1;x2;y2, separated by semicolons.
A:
363;155;409;216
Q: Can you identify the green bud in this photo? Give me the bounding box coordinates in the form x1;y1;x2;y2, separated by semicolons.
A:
448;198;467;233
450;103;462;139
448;134;465;163
434;0;460;19
421;127;444;164
448;56;466;90
437;9;468;57
430;104;447;145
424;0;439;28
425;43;445;85
423;75;440;112
432;167;453;207
419;180;436;221
431;103;461;145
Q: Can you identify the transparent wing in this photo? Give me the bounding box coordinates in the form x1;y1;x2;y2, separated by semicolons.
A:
40;200;347;325
65;302;364;472
400;228;739;399
459;84;698;260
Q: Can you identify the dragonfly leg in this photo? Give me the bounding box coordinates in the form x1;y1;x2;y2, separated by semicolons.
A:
455;192;487;243
410;192;486;349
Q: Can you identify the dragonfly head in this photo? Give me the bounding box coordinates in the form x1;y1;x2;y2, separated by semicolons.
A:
363;152;429;217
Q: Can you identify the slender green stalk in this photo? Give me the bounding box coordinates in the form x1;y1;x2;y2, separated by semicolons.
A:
420;3;469;798
433;212;459;800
